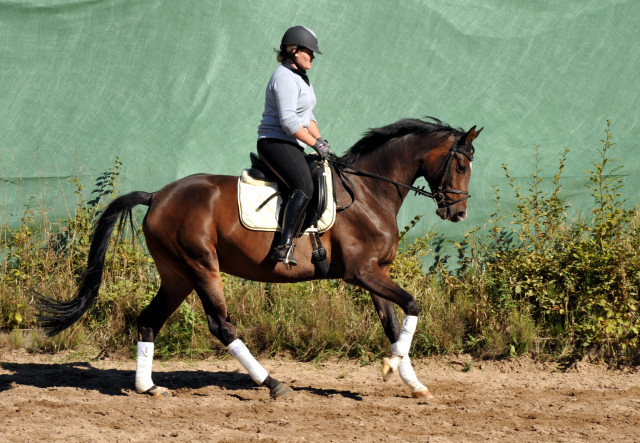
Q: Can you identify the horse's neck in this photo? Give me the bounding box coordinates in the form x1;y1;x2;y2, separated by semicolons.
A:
352;141;423;208
359;141;424;187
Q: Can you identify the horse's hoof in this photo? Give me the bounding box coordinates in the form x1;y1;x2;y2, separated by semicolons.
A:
411;387;434;399
262;375;293;398
382;357;397;382
269;382;292;398
141;385;172;398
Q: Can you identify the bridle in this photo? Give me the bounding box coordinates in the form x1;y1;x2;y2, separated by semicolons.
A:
429;135;474;207
328;135;473;211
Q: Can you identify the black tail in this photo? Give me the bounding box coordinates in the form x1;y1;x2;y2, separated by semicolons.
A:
37;191;153;336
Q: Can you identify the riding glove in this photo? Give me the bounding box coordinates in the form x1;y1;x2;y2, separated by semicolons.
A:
313;137;332;159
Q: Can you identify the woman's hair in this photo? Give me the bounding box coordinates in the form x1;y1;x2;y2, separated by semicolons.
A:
275;45;298;63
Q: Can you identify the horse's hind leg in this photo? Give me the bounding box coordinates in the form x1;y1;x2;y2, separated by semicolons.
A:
135;273;193;397
194;272;292;398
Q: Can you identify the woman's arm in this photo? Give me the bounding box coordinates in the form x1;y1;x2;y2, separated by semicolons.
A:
294;120;331;158
291;123;330;158
307;120;321;140
290;126;318;147
291;120;321;148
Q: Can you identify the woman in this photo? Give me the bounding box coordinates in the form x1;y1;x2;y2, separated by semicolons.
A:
257;26;331;266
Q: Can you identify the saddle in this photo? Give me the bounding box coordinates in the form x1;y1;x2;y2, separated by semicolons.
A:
237;152;335;275
248;153;333;227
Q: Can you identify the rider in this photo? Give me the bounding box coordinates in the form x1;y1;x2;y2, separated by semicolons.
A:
257;26;332;266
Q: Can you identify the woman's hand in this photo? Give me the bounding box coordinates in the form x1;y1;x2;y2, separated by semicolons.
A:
313;137;332;159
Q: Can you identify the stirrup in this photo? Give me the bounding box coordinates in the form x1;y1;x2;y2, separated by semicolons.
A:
270;243;297;266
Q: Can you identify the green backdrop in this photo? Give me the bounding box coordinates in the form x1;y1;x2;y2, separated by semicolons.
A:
2;0;639;253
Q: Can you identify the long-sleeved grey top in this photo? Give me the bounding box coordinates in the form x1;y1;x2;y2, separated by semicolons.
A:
257;64;316;149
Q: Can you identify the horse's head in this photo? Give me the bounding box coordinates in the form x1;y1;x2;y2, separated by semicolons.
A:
423;126;481;222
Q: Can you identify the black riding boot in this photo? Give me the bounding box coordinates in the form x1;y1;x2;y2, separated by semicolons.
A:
271;189;311;266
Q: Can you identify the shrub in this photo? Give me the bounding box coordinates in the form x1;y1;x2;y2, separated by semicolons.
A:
1;122;638;365
449;121;639;363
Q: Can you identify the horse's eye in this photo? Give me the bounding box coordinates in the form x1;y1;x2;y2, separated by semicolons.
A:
456;164;467;173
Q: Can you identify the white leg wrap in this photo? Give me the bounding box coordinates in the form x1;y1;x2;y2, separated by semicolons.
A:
391;315;418;357
228;339;268;385
135;341;155;393
398;355;428;392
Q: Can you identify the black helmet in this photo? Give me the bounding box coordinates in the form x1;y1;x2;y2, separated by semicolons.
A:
281;26;322;54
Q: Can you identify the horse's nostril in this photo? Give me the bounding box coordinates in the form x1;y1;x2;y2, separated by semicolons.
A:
457;211;467;220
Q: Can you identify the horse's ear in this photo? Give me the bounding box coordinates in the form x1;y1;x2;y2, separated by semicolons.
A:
460;126;483;144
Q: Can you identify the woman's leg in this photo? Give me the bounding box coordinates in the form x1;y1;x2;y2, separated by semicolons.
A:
257;140;313;265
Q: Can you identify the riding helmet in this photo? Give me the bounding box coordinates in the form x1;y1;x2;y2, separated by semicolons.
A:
281;26;322;54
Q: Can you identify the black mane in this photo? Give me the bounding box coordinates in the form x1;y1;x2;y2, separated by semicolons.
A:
338;117;463;165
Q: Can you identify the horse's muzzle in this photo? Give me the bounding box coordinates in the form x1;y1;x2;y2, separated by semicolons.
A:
436;206;467;222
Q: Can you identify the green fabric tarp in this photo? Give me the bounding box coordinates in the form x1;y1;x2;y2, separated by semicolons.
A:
2;0;639;255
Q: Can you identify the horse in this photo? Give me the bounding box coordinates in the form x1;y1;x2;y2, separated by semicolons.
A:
38;117;481;399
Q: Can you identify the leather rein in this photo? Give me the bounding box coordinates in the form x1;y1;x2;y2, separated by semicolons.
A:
328;135;473;211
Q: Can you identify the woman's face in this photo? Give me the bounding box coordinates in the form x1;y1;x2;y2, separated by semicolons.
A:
293;47;315;70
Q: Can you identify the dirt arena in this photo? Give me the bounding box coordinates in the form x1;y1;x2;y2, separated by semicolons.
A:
1;349;638;442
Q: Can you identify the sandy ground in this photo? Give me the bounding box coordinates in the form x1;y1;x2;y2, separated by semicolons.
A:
1;349;639;442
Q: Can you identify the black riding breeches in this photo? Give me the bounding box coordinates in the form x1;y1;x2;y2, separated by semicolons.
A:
257;138;314;197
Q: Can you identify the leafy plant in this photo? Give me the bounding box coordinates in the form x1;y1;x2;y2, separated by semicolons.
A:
1;124;638;366
448;121;639;363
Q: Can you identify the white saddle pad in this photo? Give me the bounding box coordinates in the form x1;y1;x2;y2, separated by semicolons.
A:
237;162;336;233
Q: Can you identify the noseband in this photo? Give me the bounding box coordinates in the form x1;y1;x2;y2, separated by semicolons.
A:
329;135;473;210
430;135;474;208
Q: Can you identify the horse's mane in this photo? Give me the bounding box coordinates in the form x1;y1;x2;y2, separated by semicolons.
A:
338;117;463;165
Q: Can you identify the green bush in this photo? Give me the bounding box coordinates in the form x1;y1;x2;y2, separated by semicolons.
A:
448;121;639;363
1;122;638;365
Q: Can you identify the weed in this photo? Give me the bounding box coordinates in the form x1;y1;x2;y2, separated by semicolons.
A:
1;122;638;365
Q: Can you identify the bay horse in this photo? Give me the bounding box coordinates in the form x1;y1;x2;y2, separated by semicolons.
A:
38;118;481;399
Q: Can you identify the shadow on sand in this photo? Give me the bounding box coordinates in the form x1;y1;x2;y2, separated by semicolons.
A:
0;361;363;400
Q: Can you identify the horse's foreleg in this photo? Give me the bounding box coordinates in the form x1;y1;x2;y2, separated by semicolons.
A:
360;275;433;398
374;303;432;398
370;293;401;342
397;355;432;398
197;275;292;398
136;279;192;398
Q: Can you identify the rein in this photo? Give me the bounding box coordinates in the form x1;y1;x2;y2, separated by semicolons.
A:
328;136;473;211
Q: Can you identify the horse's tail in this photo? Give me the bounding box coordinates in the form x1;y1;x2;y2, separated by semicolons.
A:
37;191;153;336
